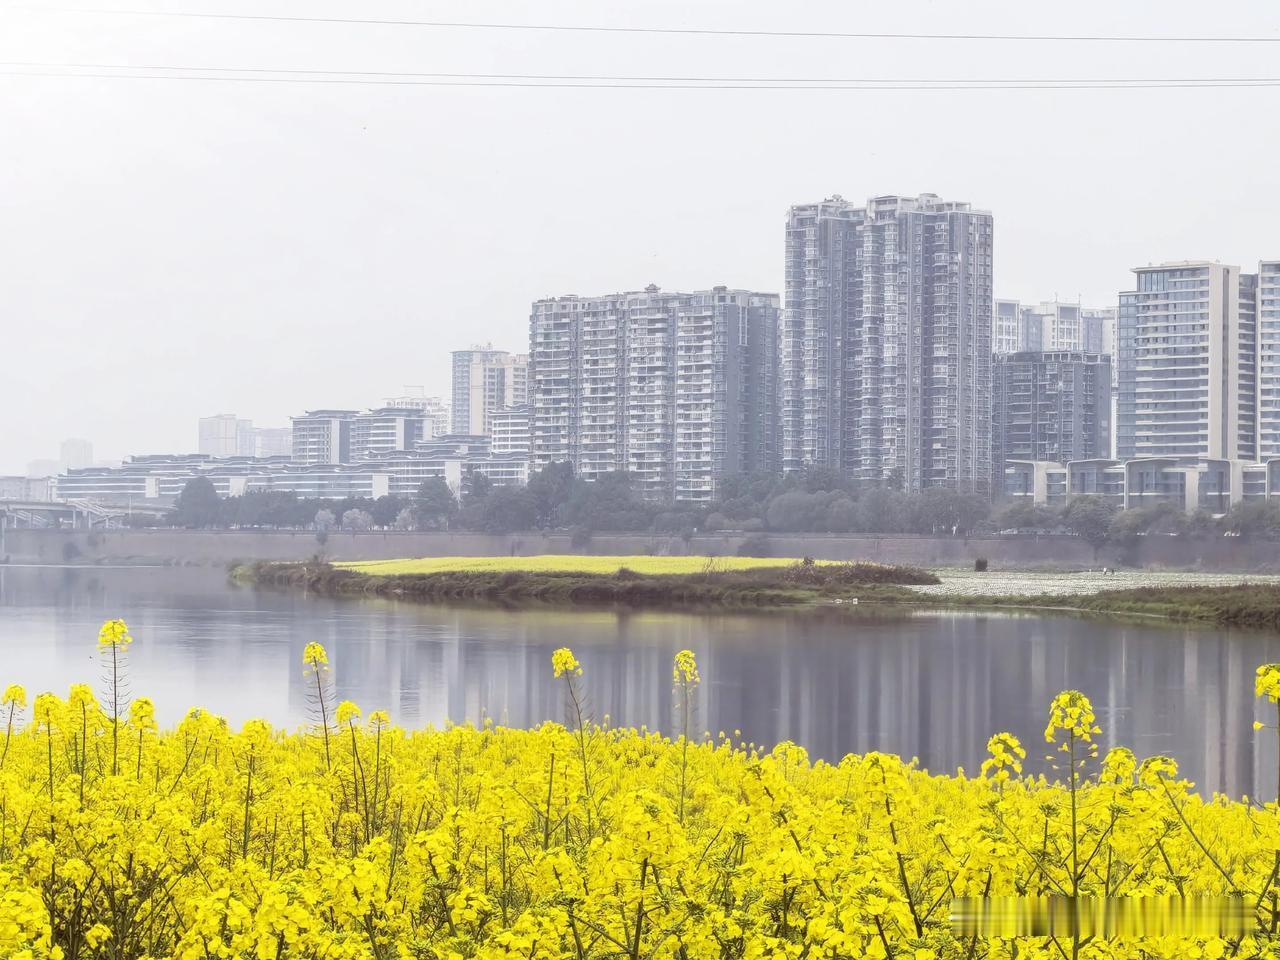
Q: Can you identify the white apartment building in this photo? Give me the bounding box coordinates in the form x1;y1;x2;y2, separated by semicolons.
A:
1259;262;1280;460
290;410;358;465
530;286;780;502
198;415;255;457
489;406;530;459
383;391;450;436
993;299;1023;355
1119;261;1257;462
252;427;293;459
993;301;1115;355
348;408;429;460
451;347;529;436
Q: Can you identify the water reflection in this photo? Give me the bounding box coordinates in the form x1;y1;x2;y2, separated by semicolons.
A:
0;564;1277;798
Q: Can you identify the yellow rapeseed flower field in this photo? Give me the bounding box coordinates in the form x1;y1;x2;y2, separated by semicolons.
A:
1;621;1277;959
335;554;840;576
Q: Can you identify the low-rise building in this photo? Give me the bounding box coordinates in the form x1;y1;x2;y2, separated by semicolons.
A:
490;406;530;459
1001;456;1280;514
55;444;527;504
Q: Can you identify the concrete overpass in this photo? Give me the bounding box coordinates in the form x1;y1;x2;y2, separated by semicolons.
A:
0;498;170;531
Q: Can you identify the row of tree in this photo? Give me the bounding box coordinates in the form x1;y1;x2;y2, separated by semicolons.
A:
164;466;1280;542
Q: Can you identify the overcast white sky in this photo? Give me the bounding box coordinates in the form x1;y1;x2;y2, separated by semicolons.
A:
2;0;1278;472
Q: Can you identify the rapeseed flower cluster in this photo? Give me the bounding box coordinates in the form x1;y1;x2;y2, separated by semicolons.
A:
336;555;843;577
0;621;1277;959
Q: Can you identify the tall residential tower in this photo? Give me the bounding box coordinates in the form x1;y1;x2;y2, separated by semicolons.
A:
529;286;780;502
782;194;994;493
1117;262;1257;462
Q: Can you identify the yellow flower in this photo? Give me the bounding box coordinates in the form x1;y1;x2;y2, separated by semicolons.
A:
1101;746;1137;783
96;618;132;651
1044;689;1101;744
672;649;700;686
1255;720;1267;731
302;642;329;667
129;697;156;732
1257;663;1280;702
336;701;361;726
1139;754;1179;786
67;683;98;712
1;684;26;708
980;731;1025;782
32;692;60;728
551;647;581;678
368;710;390;730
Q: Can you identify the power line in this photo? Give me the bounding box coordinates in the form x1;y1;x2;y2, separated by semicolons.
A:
6;69;1280;90
5;61;1280;86
29;9;1280;44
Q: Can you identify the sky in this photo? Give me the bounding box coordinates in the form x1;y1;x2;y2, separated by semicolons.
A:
2;0;1279;473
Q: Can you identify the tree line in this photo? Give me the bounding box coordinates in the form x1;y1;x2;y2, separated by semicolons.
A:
161;465;1280;544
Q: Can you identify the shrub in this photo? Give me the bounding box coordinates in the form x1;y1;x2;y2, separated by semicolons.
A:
736;533;772;557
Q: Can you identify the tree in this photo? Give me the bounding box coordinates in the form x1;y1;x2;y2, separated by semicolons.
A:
1226;499;1280;540
473;487;538;534
464;471;494;503
370;495;405;528
415;479;457;530
341;509;374;531
765;491;824;531
314;509;336;532
172;477;222;528
527;461;576;527
1061;496;1116;557
393;507;417;531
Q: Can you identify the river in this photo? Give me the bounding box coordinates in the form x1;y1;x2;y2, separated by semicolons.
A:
1;563;1276;798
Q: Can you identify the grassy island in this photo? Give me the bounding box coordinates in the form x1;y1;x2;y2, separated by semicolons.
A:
233;555;938;609
235;555;1280;629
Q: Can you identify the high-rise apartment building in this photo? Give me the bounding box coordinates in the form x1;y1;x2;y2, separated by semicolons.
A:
782;194;993;493
290;410;358;465
674;288;781;502
529;285;780;501
1081;307;1116;355
1118;262;1257;462
451;347;528;435
1258;262;1280;460
198;415;255;457
993;351;1111;484
995;301;1116;355
993;299;1024;355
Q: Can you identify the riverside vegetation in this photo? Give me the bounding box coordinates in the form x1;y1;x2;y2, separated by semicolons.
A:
4;621;1280;958
234;557;939;609
234;555;1280;630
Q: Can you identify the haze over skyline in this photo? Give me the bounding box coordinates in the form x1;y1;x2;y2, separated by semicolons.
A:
3;0;1279;473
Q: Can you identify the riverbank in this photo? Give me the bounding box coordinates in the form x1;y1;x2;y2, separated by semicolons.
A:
945;583;1280;631
236;557;1280;630
234;558;936;608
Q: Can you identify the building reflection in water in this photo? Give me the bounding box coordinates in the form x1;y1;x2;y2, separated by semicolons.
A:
2;565;1279;799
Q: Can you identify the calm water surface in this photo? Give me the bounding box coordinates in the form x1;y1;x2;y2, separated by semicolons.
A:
1;564;1277;798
